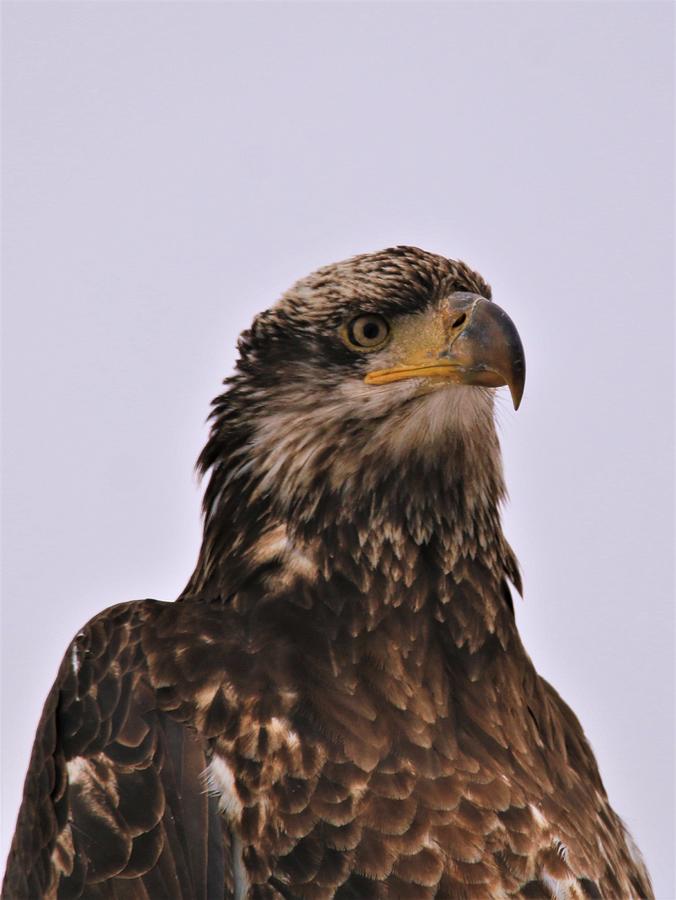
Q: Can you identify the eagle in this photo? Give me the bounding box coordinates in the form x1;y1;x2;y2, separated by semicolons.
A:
4;247;652;900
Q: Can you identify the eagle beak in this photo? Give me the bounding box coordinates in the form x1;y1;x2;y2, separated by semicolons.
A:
364;295;526;410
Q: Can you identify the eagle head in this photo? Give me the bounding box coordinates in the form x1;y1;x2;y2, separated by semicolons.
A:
189;246;525;597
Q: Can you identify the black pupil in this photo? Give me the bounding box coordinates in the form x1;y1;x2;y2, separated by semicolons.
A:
362;321;380;341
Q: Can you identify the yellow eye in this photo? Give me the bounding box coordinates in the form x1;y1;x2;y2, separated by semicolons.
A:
343;314;390;350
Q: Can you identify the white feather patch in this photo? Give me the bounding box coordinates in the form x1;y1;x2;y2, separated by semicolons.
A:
205;756;248;899
205;755;243;821
529;802;548;828
65;756;90;785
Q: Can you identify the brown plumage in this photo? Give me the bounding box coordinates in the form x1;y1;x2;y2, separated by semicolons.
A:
4;247;652;899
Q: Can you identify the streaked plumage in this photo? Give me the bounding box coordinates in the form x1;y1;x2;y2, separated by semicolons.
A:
4;247;652;899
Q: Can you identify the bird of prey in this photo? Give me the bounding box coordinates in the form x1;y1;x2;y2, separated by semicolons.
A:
4;247;652;899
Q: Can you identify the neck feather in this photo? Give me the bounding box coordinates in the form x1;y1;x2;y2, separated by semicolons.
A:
182;383;521;614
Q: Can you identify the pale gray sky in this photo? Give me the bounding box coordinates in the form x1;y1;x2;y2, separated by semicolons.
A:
2;2;674;895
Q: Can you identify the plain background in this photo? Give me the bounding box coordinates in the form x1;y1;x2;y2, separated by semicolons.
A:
2;1;674;895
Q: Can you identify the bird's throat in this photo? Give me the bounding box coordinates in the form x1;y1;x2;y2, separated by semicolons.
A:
182;386;519;618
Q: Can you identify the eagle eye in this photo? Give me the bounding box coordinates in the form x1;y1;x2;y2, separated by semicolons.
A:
343;314;390;351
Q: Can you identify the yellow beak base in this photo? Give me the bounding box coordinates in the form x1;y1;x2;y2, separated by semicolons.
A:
364;296;525;409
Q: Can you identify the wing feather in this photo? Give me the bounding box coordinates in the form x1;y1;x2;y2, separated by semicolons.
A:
2;600;235;900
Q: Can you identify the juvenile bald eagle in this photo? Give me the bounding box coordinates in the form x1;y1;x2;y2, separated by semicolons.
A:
4;247;652;899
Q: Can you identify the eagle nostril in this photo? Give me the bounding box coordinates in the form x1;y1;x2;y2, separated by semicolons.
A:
452;313;467;329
